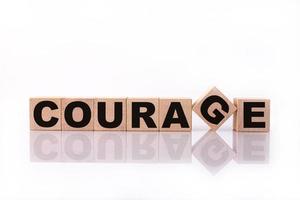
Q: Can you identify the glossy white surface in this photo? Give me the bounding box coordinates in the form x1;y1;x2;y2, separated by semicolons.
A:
0;0;299;199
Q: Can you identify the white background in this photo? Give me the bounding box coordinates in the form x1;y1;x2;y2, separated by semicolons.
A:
0;0;299;199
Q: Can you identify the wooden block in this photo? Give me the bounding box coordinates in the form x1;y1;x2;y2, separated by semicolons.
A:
94;98;126;131
62;98;94;131
127;98;159;131
192;87;236;130
233;99;270;132
159;98;192;132
30;98;62;130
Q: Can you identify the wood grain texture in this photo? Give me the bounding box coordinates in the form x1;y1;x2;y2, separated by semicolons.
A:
159;98;192;132
192;87;236;130
94;98;127;131
62;98;94;131
127;98;159;131
233;98;270;132
30;98;62;130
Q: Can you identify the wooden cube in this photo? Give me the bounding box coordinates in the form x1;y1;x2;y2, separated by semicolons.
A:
192;87;236;130
30;98;62;130
159;98;192;132
62;98;94;131
127;98;159;131
233;99;270;132
94;98;126;131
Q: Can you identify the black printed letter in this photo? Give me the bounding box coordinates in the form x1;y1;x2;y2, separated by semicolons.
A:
201;95;229;125
64;101;91;128
162;102;189;128
97;102;123;128
244;102;266;128
132;102;157;128
34;101;59;127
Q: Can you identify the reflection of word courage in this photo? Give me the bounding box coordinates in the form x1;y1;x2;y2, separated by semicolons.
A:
30;131;269;174
30;87;270;132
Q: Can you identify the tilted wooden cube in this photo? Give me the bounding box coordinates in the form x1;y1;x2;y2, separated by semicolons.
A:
192;87;236;130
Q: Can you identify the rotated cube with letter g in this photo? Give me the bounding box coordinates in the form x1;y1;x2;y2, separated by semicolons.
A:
192;87;236;130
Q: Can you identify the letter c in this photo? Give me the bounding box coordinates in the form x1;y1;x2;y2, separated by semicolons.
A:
34;101;59;127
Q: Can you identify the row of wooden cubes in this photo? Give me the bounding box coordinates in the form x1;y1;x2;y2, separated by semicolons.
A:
30;88;270;132
30;98;193;132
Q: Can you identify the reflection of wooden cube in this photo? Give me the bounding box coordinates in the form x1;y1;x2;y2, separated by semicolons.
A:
192;131;235;174
94;98;127;131
30;98;62;130
126;132;159;162
159;132;191;162
192;87;236;130
62;98;94;131
61;131;94;162
127;98;159;131
159;98;192;132
233;132;269;163
30;131;61;162
233;99;270;132
94;132;126;162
